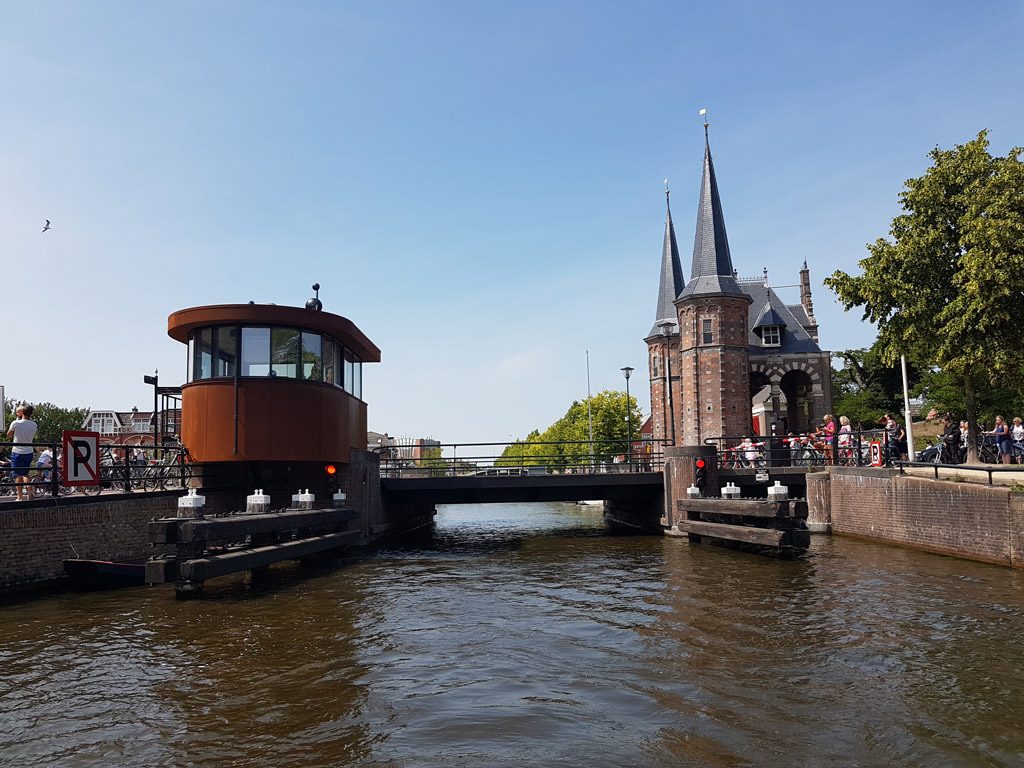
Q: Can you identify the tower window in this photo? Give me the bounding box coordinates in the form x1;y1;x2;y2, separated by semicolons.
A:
702;319;713;344
762;325;781;347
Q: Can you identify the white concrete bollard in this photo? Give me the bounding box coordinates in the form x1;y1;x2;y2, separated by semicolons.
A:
178;488;206;519
767;480;789;502
721;482;741;500
291;488;315;510
332;490;347;508
246;488;271;515
687;484;701;498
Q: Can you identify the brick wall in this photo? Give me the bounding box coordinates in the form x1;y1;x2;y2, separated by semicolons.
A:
808;467;1024;567
0;494;180;592
677;297;750;443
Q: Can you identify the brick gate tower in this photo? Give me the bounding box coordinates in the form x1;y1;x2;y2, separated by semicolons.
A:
671;125;752;445
647;124;834;447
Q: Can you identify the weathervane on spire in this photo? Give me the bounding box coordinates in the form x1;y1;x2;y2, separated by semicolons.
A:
699;107;709;140
664;177;670;202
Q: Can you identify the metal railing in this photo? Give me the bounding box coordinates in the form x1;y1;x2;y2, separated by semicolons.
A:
378;439;670;478
894;460;1024;486
0;440;192;500
705;430;898;469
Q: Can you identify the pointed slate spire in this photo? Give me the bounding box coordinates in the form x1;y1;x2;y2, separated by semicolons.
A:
649;183;684;337
679;125;745;299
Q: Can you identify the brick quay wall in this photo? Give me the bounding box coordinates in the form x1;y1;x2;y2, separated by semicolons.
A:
807;467;1024;568
1;452;431;597
0;493;185;594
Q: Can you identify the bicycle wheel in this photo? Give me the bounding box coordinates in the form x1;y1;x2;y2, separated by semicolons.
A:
143;467;167;492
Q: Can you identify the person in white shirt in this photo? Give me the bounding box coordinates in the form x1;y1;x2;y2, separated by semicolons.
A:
7;405;38;501
1012;417;1024;463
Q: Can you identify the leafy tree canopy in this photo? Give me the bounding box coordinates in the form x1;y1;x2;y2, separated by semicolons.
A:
497;390;643;468
831;345;921;429
825;131;1024;456
4;399;91;443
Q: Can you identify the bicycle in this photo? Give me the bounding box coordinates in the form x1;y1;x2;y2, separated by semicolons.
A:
143;449;194;491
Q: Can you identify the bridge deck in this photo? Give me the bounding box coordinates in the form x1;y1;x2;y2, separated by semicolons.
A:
380;472;664;505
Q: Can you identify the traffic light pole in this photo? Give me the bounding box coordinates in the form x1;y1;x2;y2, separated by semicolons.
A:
660;444;719;531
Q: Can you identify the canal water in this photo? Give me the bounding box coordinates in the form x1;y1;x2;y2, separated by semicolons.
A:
2;502;1023;767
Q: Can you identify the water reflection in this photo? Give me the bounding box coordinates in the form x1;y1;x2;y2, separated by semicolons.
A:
1;502;1022;767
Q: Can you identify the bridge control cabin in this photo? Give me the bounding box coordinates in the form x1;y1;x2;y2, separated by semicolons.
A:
167;294;381;504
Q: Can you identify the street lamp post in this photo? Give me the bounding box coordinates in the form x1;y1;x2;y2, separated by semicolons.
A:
657;321;675;447
621;366;634;471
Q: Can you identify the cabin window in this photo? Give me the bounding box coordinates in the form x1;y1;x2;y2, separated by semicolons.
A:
301;332;323;381
215;327;237;377
762;325;781;347
196;328;213;379
241;328;271;376
323;339;337;385
187;324;358;393
271;328;300;378
343;347;355;395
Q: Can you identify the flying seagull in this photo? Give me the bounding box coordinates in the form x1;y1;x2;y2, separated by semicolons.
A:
41;220;51;232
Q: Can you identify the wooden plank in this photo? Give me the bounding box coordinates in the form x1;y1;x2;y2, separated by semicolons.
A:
675;519;786;546
677;498;790;518
145;557;178;584
148;519;179;544
180;531;361;581
179;508;359;543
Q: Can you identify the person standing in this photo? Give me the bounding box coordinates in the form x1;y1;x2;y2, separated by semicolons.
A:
7;405;38;501
822;414;837;464
837;415;853;465
1011;417;1024;463
990;415;1012;465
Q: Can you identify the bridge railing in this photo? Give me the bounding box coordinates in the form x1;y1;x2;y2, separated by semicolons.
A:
705;429;895;470
0;439;192;499
378;438;671;478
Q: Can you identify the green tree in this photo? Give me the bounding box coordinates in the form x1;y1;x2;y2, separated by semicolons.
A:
916;367;1024;429
825;131;1024;460
416;445;448;478
498;390;643;469
831;345;921;429
4;398;91;444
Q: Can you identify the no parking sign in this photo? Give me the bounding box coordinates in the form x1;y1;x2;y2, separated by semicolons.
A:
62;431;100;486
869;440;883;467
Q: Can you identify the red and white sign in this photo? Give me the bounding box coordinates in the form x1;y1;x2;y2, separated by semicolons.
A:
869;440;883;467
62;431;100;486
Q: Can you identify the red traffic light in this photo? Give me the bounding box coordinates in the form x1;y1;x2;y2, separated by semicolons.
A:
695;458;706;469
324;464;337;475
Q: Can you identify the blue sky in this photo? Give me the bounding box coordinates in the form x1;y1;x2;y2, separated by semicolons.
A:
3;1;1022;443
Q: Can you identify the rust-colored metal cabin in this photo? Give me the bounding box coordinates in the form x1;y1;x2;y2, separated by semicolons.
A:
167;303;380;465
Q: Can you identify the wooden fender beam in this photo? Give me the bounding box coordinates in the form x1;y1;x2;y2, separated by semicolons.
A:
675;519;785;547
179;530;361;581
178;508;359;543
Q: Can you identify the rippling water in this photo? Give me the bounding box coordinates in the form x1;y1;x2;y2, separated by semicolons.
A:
2;502;1023;767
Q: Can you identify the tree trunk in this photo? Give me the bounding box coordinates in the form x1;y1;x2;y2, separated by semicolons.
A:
964;370;979;464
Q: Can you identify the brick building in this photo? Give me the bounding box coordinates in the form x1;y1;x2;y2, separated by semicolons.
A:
646;128;832;445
